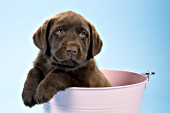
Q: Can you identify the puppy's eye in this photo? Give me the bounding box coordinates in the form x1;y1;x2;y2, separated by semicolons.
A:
56;28;63;34
80;31;87;38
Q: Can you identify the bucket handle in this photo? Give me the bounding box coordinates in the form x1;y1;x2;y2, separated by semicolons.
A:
142;70;155;81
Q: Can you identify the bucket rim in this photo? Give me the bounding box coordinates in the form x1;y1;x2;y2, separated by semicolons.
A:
66;69;148;91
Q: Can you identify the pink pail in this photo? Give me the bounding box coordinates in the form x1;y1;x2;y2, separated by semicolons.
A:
43;69;148;113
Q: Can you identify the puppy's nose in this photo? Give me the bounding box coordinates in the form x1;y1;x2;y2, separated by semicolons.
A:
66;47;78;56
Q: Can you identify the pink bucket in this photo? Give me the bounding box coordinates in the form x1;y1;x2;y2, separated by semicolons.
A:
43;69;149;113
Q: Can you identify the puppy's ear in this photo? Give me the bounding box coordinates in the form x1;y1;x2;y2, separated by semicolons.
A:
33;19;52;56
87;23;103;59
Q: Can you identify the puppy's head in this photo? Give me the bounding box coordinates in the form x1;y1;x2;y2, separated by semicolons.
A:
33;11;102;71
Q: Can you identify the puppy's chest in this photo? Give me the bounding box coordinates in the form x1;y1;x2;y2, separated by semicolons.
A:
68;71;97;87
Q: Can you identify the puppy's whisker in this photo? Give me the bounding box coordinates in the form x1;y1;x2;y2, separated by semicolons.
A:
52;56;58;62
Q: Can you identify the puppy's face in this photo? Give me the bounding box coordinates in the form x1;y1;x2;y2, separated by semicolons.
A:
33;11;102;71
50;12;91;69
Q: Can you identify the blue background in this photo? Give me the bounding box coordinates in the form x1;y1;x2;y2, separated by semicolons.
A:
0;0;169;113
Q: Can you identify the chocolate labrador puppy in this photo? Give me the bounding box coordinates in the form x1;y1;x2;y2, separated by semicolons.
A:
22;11;110;107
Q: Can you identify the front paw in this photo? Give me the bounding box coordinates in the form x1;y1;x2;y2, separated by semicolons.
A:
22;89;36;107
35;84;57;104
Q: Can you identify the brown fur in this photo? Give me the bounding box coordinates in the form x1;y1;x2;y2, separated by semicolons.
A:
22;11;110;107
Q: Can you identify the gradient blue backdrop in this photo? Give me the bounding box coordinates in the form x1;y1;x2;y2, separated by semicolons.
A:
0;0;169;113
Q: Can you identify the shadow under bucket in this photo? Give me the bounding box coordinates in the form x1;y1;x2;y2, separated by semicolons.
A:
43;69;149;113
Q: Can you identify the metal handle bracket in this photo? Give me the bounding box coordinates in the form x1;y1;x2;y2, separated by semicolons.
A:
142;70;155;81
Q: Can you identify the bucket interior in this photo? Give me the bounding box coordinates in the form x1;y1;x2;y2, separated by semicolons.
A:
100;69;147;87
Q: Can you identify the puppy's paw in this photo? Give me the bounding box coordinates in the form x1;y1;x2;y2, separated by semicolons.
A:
35;84;57;104
22;89;36;107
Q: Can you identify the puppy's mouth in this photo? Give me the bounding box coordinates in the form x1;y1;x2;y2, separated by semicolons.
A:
58;60;79;67
51;56;79;69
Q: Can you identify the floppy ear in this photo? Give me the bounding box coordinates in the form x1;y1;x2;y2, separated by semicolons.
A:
33;19;52;56
87;23;103;59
